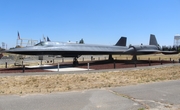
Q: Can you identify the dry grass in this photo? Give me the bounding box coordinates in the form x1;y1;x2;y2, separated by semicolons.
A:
113;53;180;61
0;54;180;95
0;64;180;95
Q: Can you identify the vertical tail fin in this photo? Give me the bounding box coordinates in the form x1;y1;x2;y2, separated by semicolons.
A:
149;34;158;46
115;37;127;46
47;37;51;41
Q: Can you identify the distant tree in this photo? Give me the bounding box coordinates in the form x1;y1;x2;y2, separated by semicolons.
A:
0;47;5;51
178;46;180;52
168;46;172;51
79;38;85;44
172;45;176;51
15;45;22;48
162;46;168;51
9;47;15;50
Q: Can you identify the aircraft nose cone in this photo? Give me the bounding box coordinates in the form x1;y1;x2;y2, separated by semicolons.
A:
4;47;25;54
4;49;16;53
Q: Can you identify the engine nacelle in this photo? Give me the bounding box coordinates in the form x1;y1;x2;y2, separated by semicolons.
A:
125;45;161;55
130;45;159;51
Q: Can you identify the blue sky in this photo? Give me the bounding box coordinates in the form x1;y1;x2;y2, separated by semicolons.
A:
0;0;180;48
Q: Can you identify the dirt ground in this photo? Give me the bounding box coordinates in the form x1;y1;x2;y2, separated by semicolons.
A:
0;54;180;95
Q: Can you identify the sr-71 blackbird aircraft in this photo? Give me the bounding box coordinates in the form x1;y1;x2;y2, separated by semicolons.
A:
5;34;178;65
6;37;128;65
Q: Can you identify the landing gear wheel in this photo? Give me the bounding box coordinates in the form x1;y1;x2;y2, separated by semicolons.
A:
73;57;79;67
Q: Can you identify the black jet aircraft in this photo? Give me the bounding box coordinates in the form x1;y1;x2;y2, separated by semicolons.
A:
6;37;128;65
5;34;178;65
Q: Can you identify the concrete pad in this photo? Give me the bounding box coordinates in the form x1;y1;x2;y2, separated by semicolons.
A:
44;67;92;72
110;80;180;109
26;65;93;72
0;89;143;110
26;65;54;68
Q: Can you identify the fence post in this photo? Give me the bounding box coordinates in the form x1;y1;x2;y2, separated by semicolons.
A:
57;62;60;72
148;58;151;66
87;63;89;70
5;62;7;68
114;62;116;69
134;61;137;67
22;65;25;73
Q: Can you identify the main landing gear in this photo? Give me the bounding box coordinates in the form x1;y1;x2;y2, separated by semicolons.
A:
108;54;114;61
130;46;137;62
73;57;79;66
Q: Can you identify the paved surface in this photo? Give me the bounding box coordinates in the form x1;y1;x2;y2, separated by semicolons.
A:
0;80;180;110
25;65;92;71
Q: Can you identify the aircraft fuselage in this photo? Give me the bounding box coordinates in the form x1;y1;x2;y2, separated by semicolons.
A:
7;42;128;57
